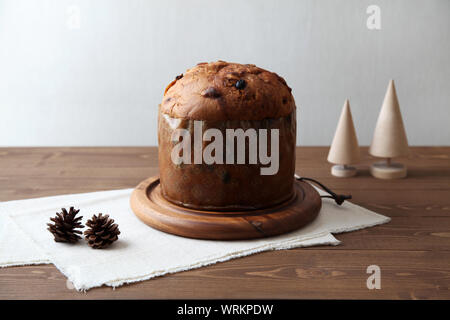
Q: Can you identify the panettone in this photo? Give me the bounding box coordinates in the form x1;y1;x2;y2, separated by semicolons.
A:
158;61;296;210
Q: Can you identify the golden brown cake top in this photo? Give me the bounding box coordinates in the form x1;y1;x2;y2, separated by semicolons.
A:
160;61;295;121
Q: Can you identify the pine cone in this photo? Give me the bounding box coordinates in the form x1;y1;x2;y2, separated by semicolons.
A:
47;207;84;243
84;213;120;249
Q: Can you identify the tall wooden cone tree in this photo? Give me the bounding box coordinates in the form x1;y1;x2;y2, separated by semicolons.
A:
369;80;409;158
369;80;409;179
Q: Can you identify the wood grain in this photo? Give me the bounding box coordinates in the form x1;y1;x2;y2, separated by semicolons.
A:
130;176;321;240
0;147;449;299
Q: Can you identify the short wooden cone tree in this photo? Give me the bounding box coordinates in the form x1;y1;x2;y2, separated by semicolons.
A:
369;80;409;179
327;99;360;177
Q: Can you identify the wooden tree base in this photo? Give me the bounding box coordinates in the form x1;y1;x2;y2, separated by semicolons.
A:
370;162;407;179
331;165;357;177
130;176;322;240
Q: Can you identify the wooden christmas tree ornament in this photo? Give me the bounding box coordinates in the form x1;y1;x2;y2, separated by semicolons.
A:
327;99;360;177
369;80;409;179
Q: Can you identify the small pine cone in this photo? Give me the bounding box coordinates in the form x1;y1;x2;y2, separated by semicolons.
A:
47;207;84;243
84;213;120;249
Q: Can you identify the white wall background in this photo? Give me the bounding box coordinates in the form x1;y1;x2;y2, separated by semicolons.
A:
0;0;449;146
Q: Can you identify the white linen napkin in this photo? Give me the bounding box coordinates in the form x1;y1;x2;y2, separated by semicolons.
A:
0;187;390;291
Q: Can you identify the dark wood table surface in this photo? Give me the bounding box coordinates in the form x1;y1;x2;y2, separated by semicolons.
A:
0;147;449;299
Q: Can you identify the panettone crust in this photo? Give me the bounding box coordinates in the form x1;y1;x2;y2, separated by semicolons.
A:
160;61;295;121
158;113;296;210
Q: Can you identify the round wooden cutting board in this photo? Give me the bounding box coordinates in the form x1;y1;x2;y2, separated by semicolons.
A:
130;176;321;240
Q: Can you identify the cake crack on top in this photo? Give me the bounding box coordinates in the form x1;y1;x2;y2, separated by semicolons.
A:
161;61;295;121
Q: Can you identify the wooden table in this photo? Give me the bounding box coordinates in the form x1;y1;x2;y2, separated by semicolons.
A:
0;147;449;299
